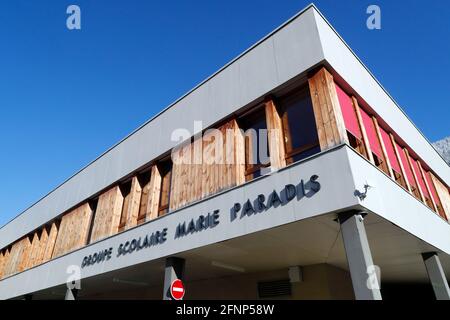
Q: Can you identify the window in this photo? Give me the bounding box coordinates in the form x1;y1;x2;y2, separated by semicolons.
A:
397;145;420;199
118;180;132;232
239;108;271;181
360;110;389;175
136;170;152;225
336;84;367;159
279;88;320;164
380;131;408;189
158;158;173;216
410;158;433;209
425;171;446;218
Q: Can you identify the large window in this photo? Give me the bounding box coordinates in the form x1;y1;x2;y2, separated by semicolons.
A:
336;84;367;158
411;158;433;209
396;144;420;199
279;88;320;164
239;108;271;181
360;110;389;175
380;131;408;190
158;158;173;216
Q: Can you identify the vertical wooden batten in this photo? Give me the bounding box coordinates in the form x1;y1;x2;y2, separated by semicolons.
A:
0;249;10;279
234;119;246;186
42;222;58;263
0;251;6;279
372;117;395;179
26;232;40;269
390;134;412;193
123;176;143;230
264;97;286;170
3;237;32;276
34;227;49;267
404;149;426;204
17;236;32;273
429;173;450;221
352;97;374;164
145;165;162;222
417;162;439;213
308;67;348;151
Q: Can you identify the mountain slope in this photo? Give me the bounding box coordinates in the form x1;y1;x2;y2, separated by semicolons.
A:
433;137;450;165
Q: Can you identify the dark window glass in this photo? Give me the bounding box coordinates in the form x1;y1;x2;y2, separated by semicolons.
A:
239;108;270;181
279;88;320;164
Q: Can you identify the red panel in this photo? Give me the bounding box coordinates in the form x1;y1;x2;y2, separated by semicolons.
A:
360;110;383;158
335;84;362;139
411;159;430;198
426;171;441;208
380;129;401;173
397;143;417;188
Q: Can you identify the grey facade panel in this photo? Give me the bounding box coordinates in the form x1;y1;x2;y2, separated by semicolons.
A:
347;148;450;254
0;147;358;299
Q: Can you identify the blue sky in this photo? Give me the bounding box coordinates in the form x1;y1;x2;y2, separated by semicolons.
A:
0;0;449;227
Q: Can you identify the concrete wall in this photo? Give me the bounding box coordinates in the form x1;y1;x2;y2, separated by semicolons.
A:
0;147;359;299
347;147;450;254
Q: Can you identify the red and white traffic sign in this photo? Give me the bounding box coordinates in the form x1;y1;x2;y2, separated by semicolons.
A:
170;279;185;300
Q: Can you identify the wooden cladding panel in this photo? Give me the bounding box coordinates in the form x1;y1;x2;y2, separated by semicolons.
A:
0;223;56;277
34;227;49;266
169;120;240;211
0;250;7;279
234;119;246;186
42;222;58;262
308;67;348;151
17;237;32;273
26;232;40;269
3;236;31;277
0;252;4;279
265;98;286;170
171;142;192;211
0;250;10;279
90;186;124;243
52;203;93;258
123;176;142;230
430;173;450;221
144;165;162;222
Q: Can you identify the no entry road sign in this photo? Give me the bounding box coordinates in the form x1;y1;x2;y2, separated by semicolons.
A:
170;279;185;300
